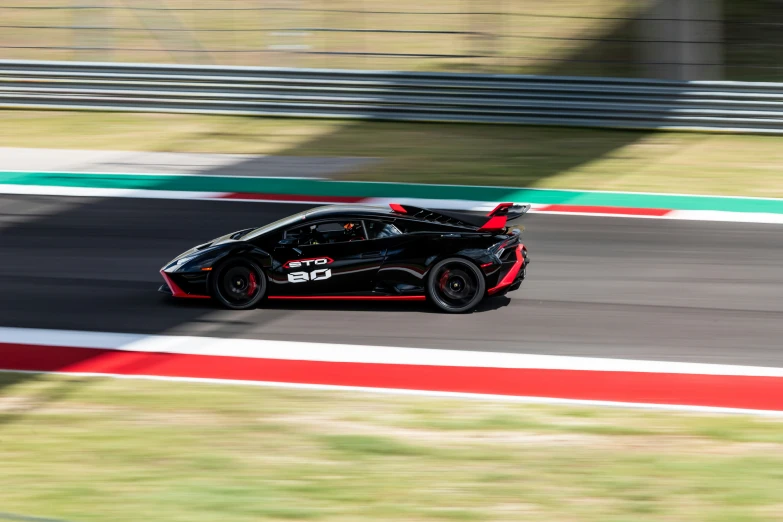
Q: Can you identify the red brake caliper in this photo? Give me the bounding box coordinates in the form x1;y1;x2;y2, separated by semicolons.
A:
247;272;258;296
439;270;450;291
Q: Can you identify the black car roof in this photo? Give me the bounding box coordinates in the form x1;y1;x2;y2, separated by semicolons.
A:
243;205;396;240
244;204;489;241
305;204;489;230
302;205;393;219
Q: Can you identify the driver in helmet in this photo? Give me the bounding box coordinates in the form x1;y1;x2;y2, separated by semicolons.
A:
343;222;364;240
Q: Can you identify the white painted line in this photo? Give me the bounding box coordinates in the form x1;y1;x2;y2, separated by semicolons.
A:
667;209;783;224
220;197;349;205
2;168;326;180
2;184;783;225
0;184;227;200
2;327;783;377
4;368;782;417
528;210;670;220
531;208;783;224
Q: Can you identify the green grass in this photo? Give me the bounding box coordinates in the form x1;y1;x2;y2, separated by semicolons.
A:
2;373;783;522
2;110;783;197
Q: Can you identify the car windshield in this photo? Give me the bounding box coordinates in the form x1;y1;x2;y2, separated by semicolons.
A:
243;210;310;240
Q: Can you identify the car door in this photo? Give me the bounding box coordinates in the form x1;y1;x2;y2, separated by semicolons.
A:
268;220;386;296
368;219;468;292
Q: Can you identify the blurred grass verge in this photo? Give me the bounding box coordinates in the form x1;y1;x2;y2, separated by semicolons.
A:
1;0;781;80
2;110;783;198
0;0;640;76
2;373;783;522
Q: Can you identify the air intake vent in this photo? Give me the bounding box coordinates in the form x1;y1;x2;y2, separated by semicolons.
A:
230;227;256;240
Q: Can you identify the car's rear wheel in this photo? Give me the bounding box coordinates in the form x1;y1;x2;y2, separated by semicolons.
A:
426;258;485;313
210;258;266;310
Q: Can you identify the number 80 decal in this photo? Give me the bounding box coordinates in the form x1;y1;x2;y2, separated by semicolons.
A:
285;257;333;283
288;268;332;283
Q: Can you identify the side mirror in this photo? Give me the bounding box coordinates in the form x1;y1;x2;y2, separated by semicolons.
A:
276;237;302;256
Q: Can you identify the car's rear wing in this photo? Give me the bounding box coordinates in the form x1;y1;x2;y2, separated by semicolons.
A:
478;203;530;232
389;202;530;232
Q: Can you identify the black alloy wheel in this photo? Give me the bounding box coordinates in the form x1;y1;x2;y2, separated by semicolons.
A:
426;258;485;313
211;258;266;310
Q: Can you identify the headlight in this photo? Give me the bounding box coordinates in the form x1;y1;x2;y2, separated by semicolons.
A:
162;251;202;272
178;254;200;265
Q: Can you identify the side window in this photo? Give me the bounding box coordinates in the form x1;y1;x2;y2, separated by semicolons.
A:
286;221;366;245
365;220;403;240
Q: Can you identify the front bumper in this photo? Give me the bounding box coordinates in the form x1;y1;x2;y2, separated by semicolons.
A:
159;270;211;299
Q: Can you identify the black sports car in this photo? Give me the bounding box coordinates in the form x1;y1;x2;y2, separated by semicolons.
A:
159;202;530;313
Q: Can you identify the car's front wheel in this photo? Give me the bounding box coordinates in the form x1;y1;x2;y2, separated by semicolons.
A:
210;258;267;310
426;258;485;313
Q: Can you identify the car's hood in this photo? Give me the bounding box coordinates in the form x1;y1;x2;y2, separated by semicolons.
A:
174;228;254;260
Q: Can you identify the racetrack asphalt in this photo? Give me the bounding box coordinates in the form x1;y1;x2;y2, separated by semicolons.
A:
1;194;782;367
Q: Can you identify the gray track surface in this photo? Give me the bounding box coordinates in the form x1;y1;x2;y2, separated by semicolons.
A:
1;194;782;367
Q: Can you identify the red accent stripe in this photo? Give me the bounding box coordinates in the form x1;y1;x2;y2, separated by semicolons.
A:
389;203;407;213
538;204;671;217
487;245;523;295
221;193;364;203
159;271;211;299
269;295;426;301
2;343;783;411
478;215;507;231
487;202;513;216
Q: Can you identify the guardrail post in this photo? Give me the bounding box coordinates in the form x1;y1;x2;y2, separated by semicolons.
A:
71;0;110;62
637;0;723;80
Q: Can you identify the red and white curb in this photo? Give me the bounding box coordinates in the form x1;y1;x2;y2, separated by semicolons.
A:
3;183;783;224
2;327;783;415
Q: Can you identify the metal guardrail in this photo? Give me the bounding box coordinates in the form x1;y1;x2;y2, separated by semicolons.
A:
2;60;783;134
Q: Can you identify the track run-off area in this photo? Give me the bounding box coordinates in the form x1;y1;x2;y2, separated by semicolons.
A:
1;193;783;413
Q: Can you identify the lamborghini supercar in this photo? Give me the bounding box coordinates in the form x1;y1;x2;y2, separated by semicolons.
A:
159;202;530;313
